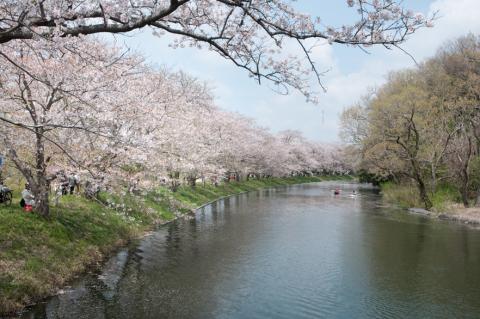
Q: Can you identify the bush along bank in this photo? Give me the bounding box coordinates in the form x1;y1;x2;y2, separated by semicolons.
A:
0;175;351;315
380;182;480;225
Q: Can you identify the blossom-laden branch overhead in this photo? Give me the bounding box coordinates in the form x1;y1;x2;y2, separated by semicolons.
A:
0;0;434;101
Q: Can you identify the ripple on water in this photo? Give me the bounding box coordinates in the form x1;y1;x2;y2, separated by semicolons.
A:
19;182;480;319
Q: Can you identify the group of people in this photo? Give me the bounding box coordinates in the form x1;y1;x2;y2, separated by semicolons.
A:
56;173;80;196
52;172;81;206
20;172;81;212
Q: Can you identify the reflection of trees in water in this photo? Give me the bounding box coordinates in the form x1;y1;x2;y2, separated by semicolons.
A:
23;184;480;318
105;191;280;318
354;197;480;317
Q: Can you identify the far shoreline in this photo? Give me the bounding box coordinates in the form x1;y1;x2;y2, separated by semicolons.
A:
408;207;480;226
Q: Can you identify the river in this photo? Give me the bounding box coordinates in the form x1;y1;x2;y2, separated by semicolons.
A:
21;182;480;318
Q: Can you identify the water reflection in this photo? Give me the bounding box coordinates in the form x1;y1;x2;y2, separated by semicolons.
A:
20;182;480;319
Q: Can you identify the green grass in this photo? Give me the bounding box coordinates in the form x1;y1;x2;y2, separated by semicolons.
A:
172;175;353;206
0;196;138;314
430;184;462;212
381;182;422;208
0;175;350;315
381;181;462;212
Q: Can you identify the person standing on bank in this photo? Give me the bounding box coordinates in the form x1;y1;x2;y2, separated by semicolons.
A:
68;173;76;195
74;173;81;194
21;183;35;212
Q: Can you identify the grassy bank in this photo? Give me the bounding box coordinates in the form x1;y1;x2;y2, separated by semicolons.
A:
0;175;351;315
380;182;480;224
381;182;461;211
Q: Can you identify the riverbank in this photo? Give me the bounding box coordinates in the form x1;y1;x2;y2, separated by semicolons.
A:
0;175;351;316
409;206;480;225
381;182;480;226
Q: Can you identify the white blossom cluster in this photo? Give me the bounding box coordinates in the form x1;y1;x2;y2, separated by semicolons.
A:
0;36;351;201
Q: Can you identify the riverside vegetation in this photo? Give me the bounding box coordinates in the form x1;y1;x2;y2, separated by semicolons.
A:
341;34;480;218
380;181;480;224
0;175;352;315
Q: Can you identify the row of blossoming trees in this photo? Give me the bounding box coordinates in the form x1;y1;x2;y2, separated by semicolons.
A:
0;0;432;217
0;37;350;217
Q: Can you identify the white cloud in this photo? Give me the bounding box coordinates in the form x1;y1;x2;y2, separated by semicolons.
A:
308;0;480;142
399;0;480;60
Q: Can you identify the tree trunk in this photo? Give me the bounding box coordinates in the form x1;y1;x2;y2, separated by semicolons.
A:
35;184;50;217
415;178;432;210
459;136;472;208
188;176;196;187
170;180;180;192
460;170;470;208
461;187;469;208
35;129;50;217
412;160;432;210
430;163;437;194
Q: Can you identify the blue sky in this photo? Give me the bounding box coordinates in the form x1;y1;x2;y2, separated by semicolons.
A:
109;0;480;142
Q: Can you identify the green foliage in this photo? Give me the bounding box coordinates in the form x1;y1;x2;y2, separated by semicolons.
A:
169;176;335;208
469;156;480;192
381;182;461;212
381;182;422;208
0;197;136;314
430;184;462;212
344;35;480;208
120;162;145;174
357;169;392;186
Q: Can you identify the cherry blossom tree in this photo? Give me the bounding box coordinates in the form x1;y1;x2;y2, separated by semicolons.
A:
0;35;352;216
0;0;433;100
0;37;151;217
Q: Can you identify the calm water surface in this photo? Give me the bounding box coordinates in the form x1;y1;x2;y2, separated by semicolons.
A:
21;182;480;318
